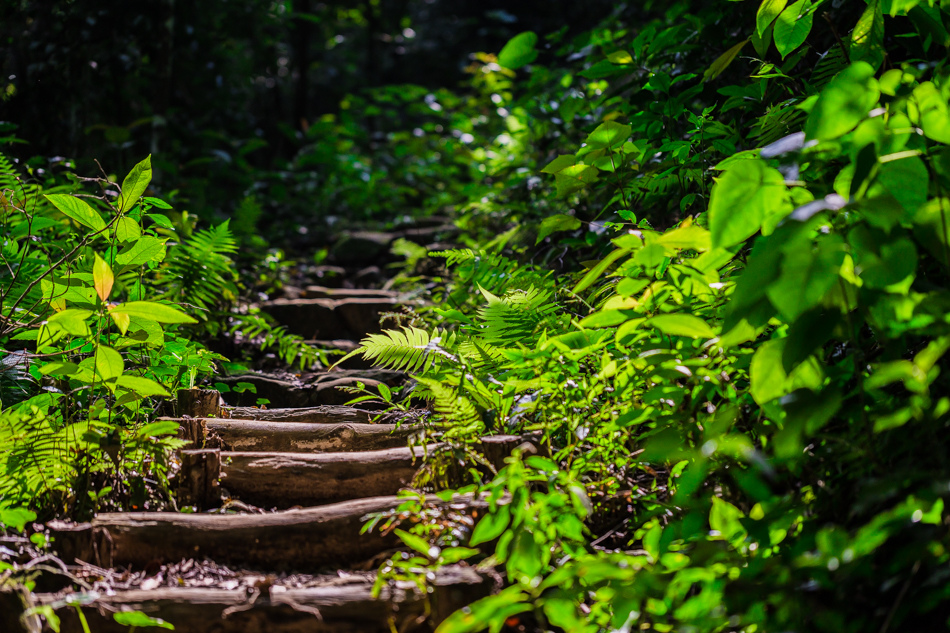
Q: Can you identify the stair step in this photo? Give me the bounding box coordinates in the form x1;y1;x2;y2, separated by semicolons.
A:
30;566;486;633
167;417;418;453
176;436;537;510
221;405;402;425
180;447;424;509
49;496;426;571
216;370;406;408
260;297;403;340
303;285;399;299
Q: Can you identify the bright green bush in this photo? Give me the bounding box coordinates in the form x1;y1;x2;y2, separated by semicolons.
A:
359;2;950;631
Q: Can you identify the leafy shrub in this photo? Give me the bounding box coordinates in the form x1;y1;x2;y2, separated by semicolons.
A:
355;2;950;631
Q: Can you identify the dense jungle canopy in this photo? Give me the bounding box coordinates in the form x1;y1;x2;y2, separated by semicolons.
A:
3;0;950;631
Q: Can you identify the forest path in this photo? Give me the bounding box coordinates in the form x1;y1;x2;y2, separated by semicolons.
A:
19;228;508;633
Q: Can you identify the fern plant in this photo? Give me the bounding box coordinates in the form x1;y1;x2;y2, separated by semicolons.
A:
339;326;456;373
229;310;327;370
161;220;239;318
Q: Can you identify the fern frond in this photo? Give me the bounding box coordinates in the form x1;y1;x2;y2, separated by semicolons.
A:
349;326;454;373
477;286;559;346
161;220;238;316
230;312;327;370
415;377;483;438
810;46;849;91
431;249;553;297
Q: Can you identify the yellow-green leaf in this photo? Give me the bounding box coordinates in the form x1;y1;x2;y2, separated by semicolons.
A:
110;301;197;324
111;310;131;334
116;375;170;398
114;217;141;242
537;214;581;244
647;314;715;339
93;254;114;302
119;155;152;213
45;194;106;232
94;345;124;383
703;39;749;82
47;309;93;337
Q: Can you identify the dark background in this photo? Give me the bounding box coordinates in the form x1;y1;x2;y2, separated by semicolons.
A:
0;0;614;219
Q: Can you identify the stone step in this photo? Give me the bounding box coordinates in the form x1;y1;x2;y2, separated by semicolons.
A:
167;417;418;453
27;566;486;633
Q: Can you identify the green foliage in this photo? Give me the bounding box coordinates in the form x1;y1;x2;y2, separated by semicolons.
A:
161;220;238;318
353;3;950;632
0;154;229;519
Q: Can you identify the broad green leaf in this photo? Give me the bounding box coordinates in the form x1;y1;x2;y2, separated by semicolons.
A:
874;154;928;214
507;530;543;581
656;223;711;251
849;225;917;289
887;0;921;16
94;345;124;382
765;235;846;321
585;121;632;151
774;0;813;58
555;164;599;198
42;278;97;309
113;611;174;629
751;20;775;57
775;388;842;457
497;32;538;69
116;375;170;398
148;213;176;229
573;247;629;294
438;546;480;564
129;316;165;345
910;82;950;144
115;236;167;267
541;155;579;174
93;253;114;302
756;0;788;36
135;420;180;437
0;506;37;532
114;216;141;242
647;314;715;339
912;198;950;266
45;194;106;232
470;504;511;545
111;310;131;334
47;309;93;337
111;301;197;324
804;62;879;141
143;196;172;209
607;50;632;64
750;338;787;405
536;214;581;243
709;159;789;249
395;528;437;557
38;361;81;376
703;39;749;82
118;155;152;213
851;0;885;69
709;497;746;542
